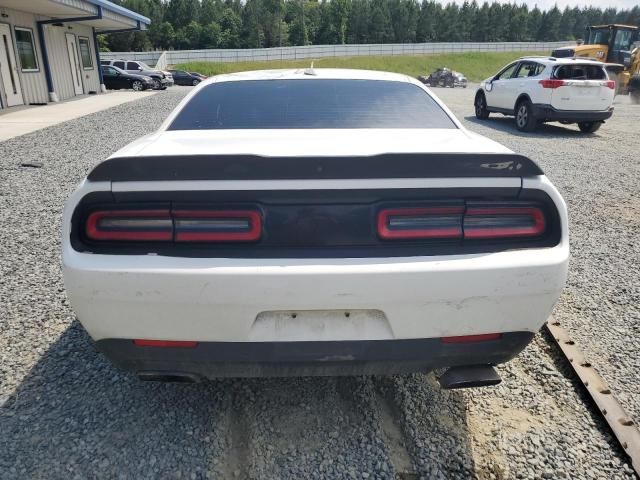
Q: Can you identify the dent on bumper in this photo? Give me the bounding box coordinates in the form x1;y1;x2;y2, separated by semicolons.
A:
96;332;535;378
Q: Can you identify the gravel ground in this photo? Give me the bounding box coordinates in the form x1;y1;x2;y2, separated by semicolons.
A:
0;85;638;479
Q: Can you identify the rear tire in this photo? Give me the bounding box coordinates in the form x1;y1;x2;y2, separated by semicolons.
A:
131;80;143;91
474;93;490;120
192;79;200;86
578;121;602;133
515;100;538;132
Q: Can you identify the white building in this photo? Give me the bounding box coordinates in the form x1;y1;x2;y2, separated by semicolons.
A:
0;0;150;110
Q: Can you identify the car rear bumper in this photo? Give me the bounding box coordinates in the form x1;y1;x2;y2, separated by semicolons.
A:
532;104;614;122
96;332;535;378
64;244;568;341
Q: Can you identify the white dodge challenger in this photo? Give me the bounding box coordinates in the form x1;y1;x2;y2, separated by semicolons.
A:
62;69;569;387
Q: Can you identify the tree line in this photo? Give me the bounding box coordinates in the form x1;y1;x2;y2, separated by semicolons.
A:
105;0;640;52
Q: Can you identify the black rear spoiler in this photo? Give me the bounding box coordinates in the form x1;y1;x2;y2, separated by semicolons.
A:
87;153;543;182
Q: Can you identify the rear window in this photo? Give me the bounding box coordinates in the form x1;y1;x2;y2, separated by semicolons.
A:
168;79;457;130
553;64;607;80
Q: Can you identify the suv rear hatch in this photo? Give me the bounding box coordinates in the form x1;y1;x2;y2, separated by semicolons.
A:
549;63;614;111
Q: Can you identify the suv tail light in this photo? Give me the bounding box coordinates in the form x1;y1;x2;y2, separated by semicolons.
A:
377;203;546;241
605;80;616;90
85;208;262;243
539;79;566;89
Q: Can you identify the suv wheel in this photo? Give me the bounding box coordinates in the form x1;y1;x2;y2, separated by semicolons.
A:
474;93;490;120
131;80;144;91
152;78;161;90
515;100;538;132
577;121;602;133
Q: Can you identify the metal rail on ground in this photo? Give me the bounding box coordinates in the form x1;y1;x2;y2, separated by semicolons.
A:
546;317;640;476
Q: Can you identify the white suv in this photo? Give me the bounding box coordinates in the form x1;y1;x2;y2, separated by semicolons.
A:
474;57;615;133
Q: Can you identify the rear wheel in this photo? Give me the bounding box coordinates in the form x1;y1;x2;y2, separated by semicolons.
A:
131;80;144;91
577;121;602;133
192;79;200;86
474;93;489;120
515;100;538;132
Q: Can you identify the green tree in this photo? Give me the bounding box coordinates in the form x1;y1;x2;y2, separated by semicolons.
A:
101;0;633;52
201;22;222;48
219;7;242;48
330;0;351;44
368;0;393;43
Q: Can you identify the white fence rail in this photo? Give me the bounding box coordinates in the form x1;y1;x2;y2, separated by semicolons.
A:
102;41;572;66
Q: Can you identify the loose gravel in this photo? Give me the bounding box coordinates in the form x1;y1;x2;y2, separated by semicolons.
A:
0;85;638;479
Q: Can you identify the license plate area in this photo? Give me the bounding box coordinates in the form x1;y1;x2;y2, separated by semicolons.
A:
250;309;393;342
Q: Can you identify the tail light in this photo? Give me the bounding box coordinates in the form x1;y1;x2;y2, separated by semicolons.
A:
605;80;616;90
85;208;262;243
174;210;261;242
539;79;566;89
464;206;545;239
377;206;464;240
85;210;173;241
377;203;546;241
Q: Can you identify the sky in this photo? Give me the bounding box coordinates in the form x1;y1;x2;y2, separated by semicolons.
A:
442;0;640;10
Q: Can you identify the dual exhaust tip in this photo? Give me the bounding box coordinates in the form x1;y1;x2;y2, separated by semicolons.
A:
137;365;501;389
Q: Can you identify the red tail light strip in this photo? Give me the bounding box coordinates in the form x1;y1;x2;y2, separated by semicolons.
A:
539;79;566;89
85;209;263;243
86;210;173;241
377;205;546;241
174;210;262;242
377;206;465;240
441;333;502;344
463;207;545;239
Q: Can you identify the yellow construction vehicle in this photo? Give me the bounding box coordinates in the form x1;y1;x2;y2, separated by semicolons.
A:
552;24;640;103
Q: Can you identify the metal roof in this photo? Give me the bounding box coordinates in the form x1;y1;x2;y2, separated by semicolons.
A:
86;0;150;25
0;0;150;30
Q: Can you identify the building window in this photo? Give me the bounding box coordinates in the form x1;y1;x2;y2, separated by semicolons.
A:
78;37;93;69
14;27;38;72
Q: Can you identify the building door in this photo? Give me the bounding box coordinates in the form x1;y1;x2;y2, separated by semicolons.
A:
65;33;83;96
0;23;23;107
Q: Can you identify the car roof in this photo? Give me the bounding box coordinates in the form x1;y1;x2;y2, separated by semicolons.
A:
518;56;607;66
204;68;415;85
